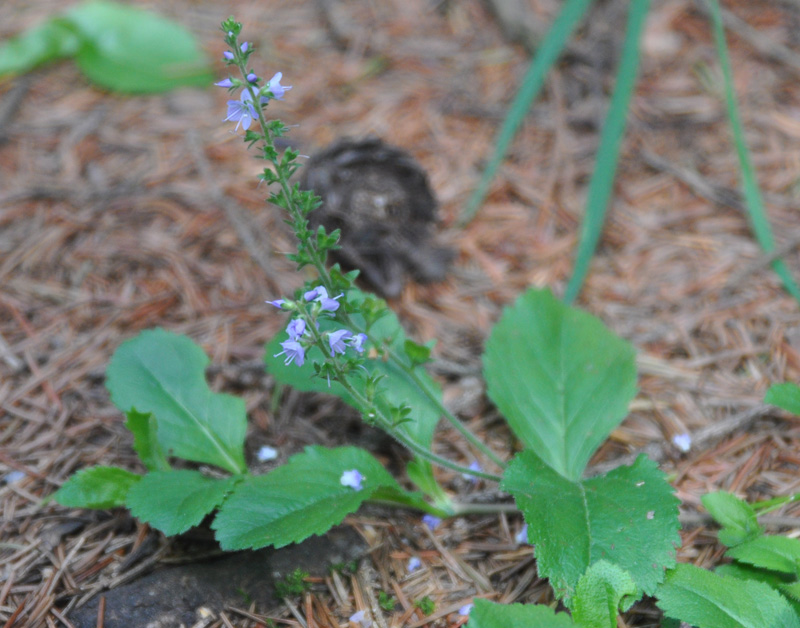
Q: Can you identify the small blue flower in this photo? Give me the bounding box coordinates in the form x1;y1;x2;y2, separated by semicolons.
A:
286;318;306;340
349;333;368;353
256;445;278;461
247;72;258;84
407;556;421;572
462;460;482;483
458;604;473;617
215;78;234;88
240;41;250;53
349;610;371;628
223;51;234;60
304;286;343;312
672;432;691;453
340;469;364;490
267;299;286;309
329;329;352;356
265;72;292;100
274;339;305;366
515;523;529;545
422;514;441;530
225;88;269;131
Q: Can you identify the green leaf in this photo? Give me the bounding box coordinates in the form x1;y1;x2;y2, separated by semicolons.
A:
106;329;247;475
572;561;638;628
563;0;650;303
501;451;679;603
126;470;239;536
466;598;575;628
484;288;637;480
656;563;800;628
715;564;800;617
701;491;762;546
213;446;401;550
0;1;213;93
404;339;432;366
125;409;170;472
53;466;140;509
765;383;800;416
0;18;81;76
726;536;800;577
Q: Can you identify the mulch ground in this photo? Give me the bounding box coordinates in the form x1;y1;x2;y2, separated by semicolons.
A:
3;0;800;626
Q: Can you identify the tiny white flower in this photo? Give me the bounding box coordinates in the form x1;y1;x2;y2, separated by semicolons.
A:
672;432;692;453
340;469;364;491
256;445;278;462
349;610;372;627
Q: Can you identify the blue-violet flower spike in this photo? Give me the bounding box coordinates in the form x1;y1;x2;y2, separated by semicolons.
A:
349;333;368;353
286;318;306;340
340;469;364;491
328;329;352;356
274;339;305;367
266;72;292;100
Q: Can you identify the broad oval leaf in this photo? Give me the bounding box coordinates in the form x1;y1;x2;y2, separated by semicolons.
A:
501;451;679;603
127;470;239;536
656;563;800;628
466;598;574;628
213;446;402;550
484;288;637;480
765;382;800;416
106;329;247;474
53;466;140;509
701;491;762;547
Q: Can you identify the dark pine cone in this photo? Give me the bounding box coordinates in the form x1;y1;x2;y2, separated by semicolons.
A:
300;137;453;298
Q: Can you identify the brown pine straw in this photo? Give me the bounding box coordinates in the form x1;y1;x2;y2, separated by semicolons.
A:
3;0;800;626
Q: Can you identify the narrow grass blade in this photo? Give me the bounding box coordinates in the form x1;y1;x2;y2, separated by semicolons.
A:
459;0;594;226
563;0;651;304
707;0;800;303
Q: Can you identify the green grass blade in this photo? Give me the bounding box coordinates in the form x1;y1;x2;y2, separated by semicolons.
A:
707;0;800;303
563;0;651;304
459;0;595;227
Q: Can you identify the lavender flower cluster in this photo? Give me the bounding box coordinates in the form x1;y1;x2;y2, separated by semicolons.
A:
269;286;367;368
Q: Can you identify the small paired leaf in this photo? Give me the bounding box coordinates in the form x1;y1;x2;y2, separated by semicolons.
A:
502;451;679;602
701;491;761;546
726;536;800;577
126;471;239;536
765;383;800;416
484;288;637;481
53;466;140;509
404;340;432;366
466;598;574;628
125;409;170;472
107;329;247;474
571;561;638;628
656;563;800;628
213;446;401;550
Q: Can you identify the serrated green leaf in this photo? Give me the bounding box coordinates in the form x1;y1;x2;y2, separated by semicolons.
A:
572;561;638;627
265;288;441;492
701;491;762;547
125;409;170;472
466;598;575;628
53;466;140;509
107;329;247;474
726;535;800;577
126;470;239;536
716;564;800;616
501;451;679;603
656;563;800;628
484;288;637;480
0;1;212;93
765;383;800;416
212;446;401;550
